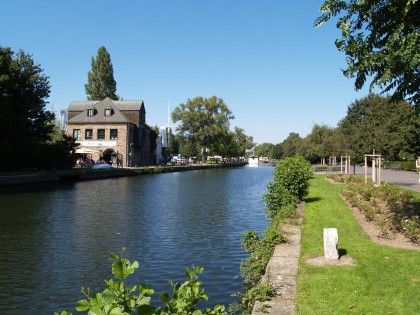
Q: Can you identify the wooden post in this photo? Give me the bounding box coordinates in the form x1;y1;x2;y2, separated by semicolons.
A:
365;156;368;184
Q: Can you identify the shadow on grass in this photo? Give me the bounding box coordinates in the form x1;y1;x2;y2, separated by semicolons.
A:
305;197;322;203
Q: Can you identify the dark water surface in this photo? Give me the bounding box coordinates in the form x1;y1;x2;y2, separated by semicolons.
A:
0;166;274;314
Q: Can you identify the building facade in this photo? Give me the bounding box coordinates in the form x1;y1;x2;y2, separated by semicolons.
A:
67;97;156;166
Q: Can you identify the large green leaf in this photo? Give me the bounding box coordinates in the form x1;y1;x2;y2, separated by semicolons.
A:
112;258;139;280
76;299;90;311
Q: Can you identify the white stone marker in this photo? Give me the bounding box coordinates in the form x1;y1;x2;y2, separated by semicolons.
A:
323;228;339;260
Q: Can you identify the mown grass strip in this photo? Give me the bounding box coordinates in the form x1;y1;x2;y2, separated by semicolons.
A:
297;175;420;314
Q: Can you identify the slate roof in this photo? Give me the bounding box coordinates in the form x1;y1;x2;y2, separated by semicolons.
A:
68;98;144;124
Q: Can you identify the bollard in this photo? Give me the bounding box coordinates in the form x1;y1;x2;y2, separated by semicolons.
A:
323;228;339;260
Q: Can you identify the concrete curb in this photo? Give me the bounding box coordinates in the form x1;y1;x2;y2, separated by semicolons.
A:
252;203;304;315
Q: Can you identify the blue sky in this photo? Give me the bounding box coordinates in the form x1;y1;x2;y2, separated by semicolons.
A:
1;0;371;144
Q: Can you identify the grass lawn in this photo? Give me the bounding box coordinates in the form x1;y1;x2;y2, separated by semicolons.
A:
297;175;420;315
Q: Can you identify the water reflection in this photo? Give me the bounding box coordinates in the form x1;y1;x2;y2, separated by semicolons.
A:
0;166;274;314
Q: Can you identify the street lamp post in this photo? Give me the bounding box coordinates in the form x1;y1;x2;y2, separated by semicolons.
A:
130;143;134;167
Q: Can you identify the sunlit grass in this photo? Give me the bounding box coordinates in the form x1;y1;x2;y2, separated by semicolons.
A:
297;175;420;314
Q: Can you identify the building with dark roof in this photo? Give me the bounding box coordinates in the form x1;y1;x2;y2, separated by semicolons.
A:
67;97;156;166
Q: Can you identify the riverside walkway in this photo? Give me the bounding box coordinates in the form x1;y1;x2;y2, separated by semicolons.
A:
354;166;420;192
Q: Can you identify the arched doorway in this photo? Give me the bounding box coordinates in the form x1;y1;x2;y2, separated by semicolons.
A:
102;149;123;167
102;149;114;164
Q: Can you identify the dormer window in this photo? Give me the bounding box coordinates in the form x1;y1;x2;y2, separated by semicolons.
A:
105;108;112;117
87;109;95;117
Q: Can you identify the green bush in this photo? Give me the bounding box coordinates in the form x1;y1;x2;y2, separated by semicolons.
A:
264;156;313;220
264;182;297;220
383;161;417;171
238;227;283;314
326;174;363;184
272;156;313;200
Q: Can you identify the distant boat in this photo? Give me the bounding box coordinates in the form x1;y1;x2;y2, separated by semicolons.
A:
248;156;259;167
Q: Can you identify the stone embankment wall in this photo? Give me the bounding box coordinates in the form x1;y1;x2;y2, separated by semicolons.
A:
0;163;246;187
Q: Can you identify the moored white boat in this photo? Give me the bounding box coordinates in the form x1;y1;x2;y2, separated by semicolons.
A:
248;156;259;167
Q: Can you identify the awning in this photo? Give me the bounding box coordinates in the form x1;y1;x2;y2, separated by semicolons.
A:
75;148;97;154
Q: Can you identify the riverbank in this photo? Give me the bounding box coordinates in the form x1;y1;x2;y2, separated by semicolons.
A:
297;176;420;314
0;162;247;187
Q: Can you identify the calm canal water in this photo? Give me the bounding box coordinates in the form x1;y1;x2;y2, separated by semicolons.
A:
0;166;274;314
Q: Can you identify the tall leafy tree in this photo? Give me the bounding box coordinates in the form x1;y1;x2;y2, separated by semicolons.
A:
85;46;118;100
0;47;54;143
224;127;255;159
270;144;283;160
300;124;341;163
254;142;276;158
281;132;303;158
172;96;234;161
316;0;420;109
338;94;419;160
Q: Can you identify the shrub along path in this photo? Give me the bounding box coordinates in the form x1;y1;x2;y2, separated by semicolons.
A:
297;175;420;314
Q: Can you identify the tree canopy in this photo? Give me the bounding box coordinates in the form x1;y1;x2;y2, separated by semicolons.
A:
172;96;234;160
225;127;255;158
0;47;54;143
299;124;340;163
316;0;420;109
338;94;419;160
253;142;282;160
85;46;118;100
281;132;303;158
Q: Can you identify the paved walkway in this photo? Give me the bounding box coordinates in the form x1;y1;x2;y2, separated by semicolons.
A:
354;166;420;192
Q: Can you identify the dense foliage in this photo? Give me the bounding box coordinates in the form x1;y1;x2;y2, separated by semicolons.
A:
338;94;419;161
172;96;253;161
316;0;420;109
0;47;75;170
252;143;282;160
56;248;227;315
220;127;255;160
85;46;118;100
253;94;419;164
0;141;74;171
266;156;313;205
0;47;54;143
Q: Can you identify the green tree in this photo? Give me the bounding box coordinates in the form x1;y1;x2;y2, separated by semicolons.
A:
338;94;419;160
85;46;118;100
0;47;54;143
172;96;234;161
229;127;255;158
300;124;341;163
179;138;200;157
281;132;303;158
316;0;420;109
254;143;276;158
218;127;254;160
